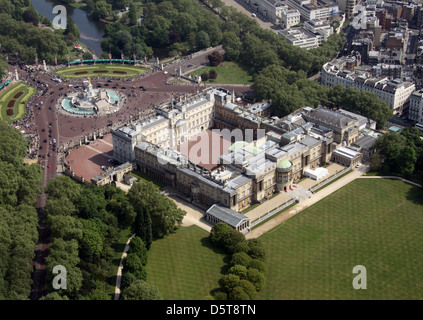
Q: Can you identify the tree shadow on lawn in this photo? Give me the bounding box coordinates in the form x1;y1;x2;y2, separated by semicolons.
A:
405;184;423;205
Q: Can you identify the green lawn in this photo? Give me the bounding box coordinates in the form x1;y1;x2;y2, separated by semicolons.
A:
0;82;36;123
258;179;423;299
145;226;226;300
56;64;148;79
189;61;253;85
130;169;166;190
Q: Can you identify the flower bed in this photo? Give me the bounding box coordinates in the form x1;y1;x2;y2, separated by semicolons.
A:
8;100;15;108
74;71;88;75
6;109;13;116
14;92;23;99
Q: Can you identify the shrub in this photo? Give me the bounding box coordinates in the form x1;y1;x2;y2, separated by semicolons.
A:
209;69;217;80
227;264;248;279
238;280;257;299
246;268;265;291
218;274;240;293
201;71;209;81
228;286;250;300
230;252;252;267
247;238;266;261
248;259;266;273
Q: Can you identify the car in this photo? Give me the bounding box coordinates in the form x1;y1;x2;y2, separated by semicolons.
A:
68;84;73;87
164;71;168;74
121;86;126;89
49;122;52;126
42;154;46;158
187;64;192;67
74;85;80;89
97;82;102;85
130;86;136;89
43;138;47;143
107;79;112;82
38;106;41;110
112;86;117;89
48;153;52;157
59;87;64;90
251;13;256;17
52;147;56;151
104;83;109;86
355;163;362;168
49;140;52;145
49;106;52;110
49;129;52;133
39;145;43;149
49;133;52;137
41;128;45;132
47;165;51;168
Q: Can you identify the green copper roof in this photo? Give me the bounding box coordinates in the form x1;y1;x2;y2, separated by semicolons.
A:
278;160;292;169
229;141;248;152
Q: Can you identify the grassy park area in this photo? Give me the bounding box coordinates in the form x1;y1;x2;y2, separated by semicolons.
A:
145;226;226;300
0;82;36;123
129;179;423;300
56;64;148;79
189;61;253;85
258;178;423;299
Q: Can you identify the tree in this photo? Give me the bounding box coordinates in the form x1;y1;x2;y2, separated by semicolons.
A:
245;268;265;291
48;215;83;241
128;237;147;265
93;1;112;20
219;274;240;293
196;31;210;50
221;31;241;61
122;253;146;280
210;222;233;248
227;265;248;279
22;10;38;26
121;280;161;300
209;69;218;80
201;71;209;81
230;252;252;267
208;50;223;66
121;272;137;291
248;259;266;273
82;52;93;60
247;239;266;261
228;286;250;300
128;182;185;238
238;280;257;299
128;1;137;26
133;206;152;249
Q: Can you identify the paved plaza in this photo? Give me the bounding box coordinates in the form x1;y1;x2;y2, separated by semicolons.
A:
64;133;114;180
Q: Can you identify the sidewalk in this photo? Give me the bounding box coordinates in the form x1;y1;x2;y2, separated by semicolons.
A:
246;166;368;239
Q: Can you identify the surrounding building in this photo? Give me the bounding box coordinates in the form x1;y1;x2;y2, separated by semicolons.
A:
279;27;321;49
281;9;301;29
321;55;416;113
285;0;339;21
408;89;423;123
